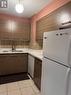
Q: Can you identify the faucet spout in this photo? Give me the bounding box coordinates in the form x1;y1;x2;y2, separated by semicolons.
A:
12;40;16;52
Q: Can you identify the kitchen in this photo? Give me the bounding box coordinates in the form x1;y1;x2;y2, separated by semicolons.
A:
0;0;71;95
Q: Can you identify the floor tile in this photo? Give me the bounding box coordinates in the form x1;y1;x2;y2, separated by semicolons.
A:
21;87;35;95
0;92;7;95
6;82;19;91
37;93;41;95
27;79;35;86
32;85;40;94
8;90;21;95
0;84;7;93
0;79;41;95
18;79;33;88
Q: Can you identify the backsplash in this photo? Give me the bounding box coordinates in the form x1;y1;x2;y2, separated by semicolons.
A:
29;39;43;49
0;39;29;48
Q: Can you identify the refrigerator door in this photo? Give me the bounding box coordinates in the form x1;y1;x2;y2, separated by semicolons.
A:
67;69;71;95
43;28;71;67
41;58;71;95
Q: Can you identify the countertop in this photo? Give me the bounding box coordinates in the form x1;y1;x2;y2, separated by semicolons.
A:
0;48;43;60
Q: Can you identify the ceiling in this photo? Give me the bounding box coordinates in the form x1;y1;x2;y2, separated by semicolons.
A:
0;0;52;18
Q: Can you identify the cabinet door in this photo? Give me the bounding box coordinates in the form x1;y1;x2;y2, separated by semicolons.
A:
7;53;28;74
0;19;12;39
12;21;30;41
28;55;34;78
36;13;58;40
34;58;42;90
0;54;28;75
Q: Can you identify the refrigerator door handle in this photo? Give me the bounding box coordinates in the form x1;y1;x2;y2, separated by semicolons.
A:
65;68;71;95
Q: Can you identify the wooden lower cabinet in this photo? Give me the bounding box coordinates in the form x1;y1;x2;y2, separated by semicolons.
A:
34;58;42;90
0;53;28;75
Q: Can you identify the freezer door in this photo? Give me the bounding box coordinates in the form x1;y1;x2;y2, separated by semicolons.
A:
43;28;71;67
41;58;71;95
67;69;71;95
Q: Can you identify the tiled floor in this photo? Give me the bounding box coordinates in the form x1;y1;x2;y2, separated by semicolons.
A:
0;79;41;95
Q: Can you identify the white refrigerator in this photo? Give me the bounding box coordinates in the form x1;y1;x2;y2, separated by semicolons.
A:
41;28;71;95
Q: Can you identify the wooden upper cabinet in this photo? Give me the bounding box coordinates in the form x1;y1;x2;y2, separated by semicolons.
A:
36;2;71;40
0;17;30;41
12;21;30;41
36;13;58;40
0;19;12;39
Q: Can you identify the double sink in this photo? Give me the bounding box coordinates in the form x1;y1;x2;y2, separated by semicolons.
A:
2;50;23;53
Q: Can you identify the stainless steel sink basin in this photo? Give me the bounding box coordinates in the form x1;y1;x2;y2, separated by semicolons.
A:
12;50;23;52
2;50;9;52
2;50;23;52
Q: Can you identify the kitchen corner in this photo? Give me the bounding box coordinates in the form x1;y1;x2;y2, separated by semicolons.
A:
0;48;43;91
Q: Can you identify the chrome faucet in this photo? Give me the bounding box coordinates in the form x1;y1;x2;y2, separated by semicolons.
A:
12;40;16;52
